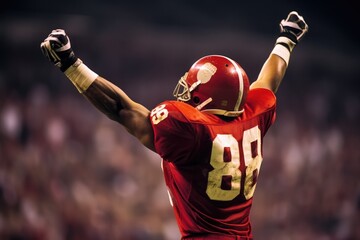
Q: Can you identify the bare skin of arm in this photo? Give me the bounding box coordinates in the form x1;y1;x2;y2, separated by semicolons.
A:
250;54;287;93
82;76;155;152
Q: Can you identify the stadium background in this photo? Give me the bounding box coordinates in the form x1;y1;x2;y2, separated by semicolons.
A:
1;1;359;239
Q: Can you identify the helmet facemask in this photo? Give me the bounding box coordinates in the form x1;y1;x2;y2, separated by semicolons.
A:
173;73;215;112
173;72;201;102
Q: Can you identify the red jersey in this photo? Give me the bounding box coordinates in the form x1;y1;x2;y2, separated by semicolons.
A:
150;88;276;239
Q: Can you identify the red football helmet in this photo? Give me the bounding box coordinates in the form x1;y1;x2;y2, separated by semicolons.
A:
173;55;250;117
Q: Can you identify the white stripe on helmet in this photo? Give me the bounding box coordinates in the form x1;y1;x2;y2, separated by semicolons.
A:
222;56;244;111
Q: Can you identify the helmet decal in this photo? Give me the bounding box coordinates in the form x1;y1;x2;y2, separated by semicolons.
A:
197;62;217;84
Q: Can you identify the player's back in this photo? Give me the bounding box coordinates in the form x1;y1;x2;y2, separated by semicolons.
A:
151;88;276;239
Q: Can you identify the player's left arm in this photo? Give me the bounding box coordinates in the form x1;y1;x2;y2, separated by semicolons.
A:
40;29;155;151
250;11;308;93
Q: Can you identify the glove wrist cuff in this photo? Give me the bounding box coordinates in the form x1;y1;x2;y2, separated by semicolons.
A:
276;35;297;52
60;54;78;72
64;59;99;93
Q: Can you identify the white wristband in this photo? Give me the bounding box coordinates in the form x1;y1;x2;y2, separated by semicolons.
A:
276;36;296;52
64;59;99;93
271;44;290;66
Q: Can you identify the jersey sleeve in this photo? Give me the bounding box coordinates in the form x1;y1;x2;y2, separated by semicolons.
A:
244;88;277;134
150;101;197;164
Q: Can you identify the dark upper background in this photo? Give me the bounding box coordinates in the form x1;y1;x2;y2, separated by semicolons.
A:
1;0;359;105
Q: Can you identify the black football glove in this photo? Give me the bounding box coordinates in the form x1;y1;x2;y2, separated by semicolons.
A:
277;11;308;51
40;29;78;72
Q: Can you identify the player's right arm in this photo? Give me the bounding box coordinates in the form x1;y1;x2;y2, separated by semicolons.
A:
40;30;155;151
83;76;154;151
250;11;308;93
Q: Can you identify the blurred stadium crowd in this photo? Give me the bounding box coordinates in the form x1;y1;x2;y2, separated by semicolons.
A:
1;2;360;239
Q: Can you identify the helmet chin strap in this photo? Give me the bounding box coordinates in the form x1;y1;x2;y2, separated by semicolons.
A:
196;97;213;111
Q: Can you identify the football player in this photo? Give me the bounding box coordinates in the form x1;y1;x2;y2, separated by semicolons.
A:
41;11;308;240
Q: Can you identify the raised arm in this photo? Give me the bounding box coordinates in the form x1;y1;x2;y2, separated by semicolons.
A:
250;11;308;93
83;76;154;151
40;30;155;151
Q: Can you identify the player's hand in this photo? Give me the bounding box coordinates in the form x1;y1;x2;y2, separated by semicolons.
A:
280;11;308;43
40;29;78;72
